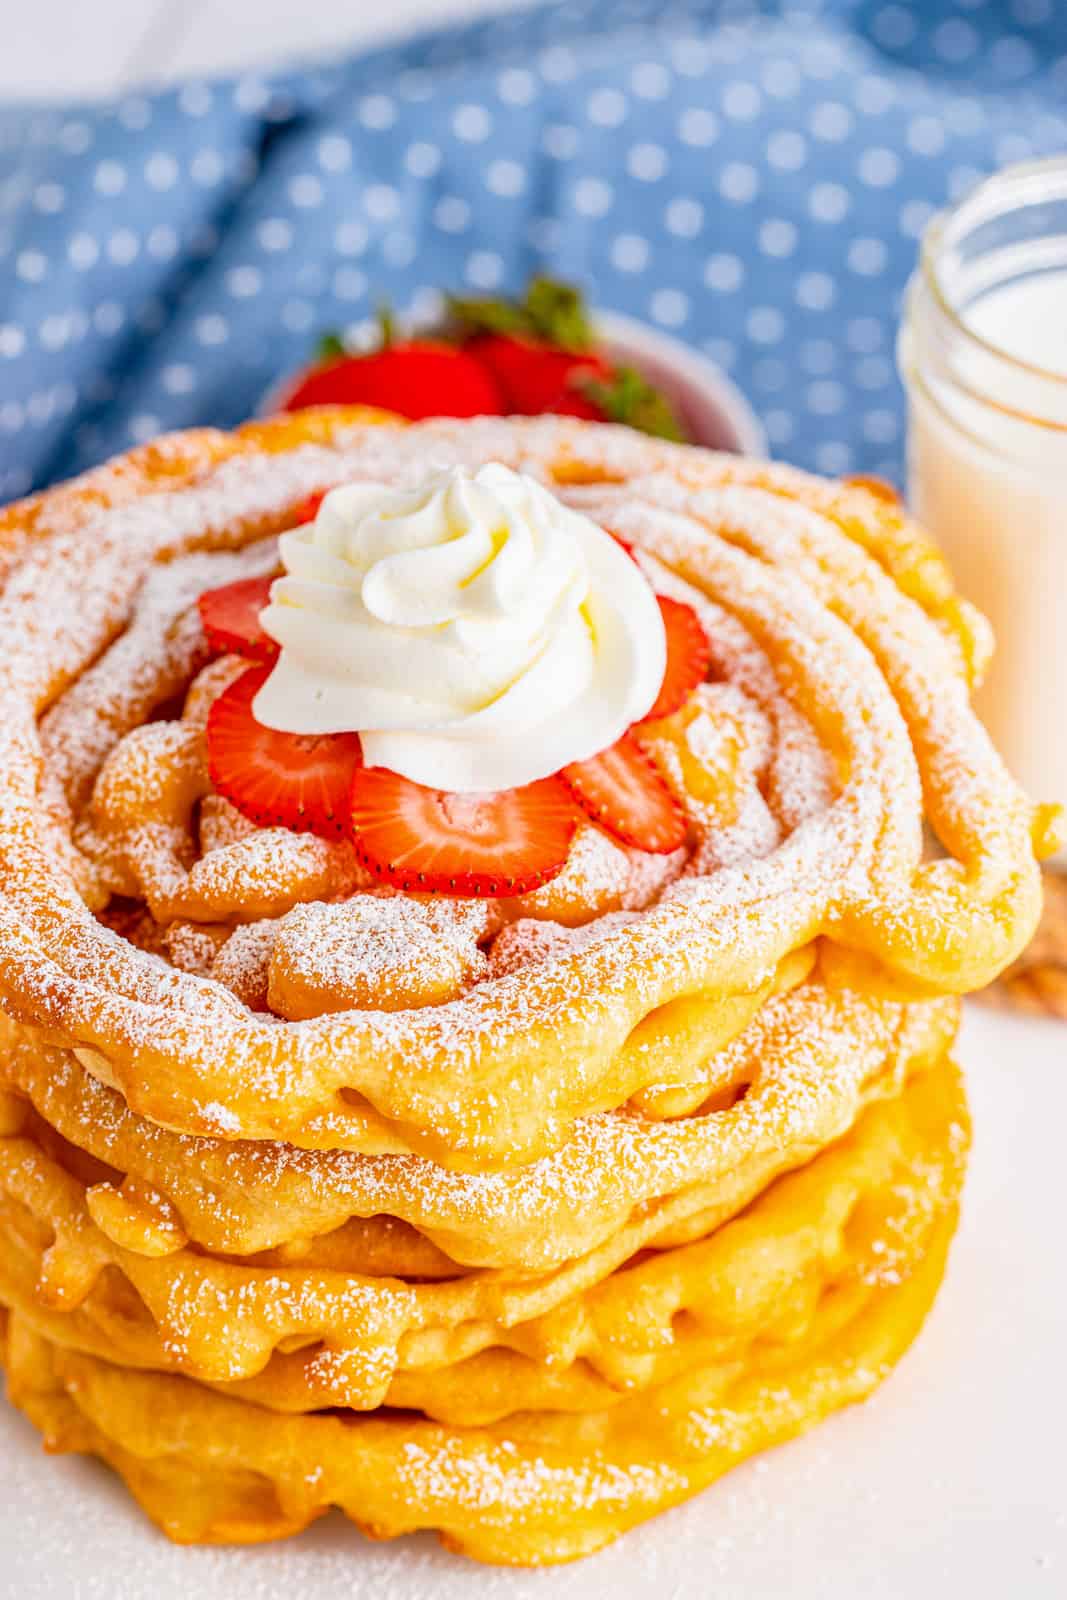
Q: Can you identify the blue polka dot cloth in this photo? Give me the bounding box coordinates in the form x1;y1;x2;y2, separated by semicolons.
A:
1;0;1065;499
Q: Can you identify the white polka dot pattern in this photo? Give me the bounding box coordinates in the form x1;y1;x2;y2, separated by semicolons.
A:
0;0;1065;492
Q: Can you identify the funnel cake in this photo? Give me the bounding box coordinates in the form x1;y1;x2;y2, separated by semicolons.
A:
0;980;954;1273
1;1051;967;1561
0;985;956;1409
0;409;1047;1565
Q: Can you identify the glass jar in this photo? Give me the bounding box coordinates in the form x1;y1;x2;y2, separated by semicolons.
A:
898;157;1067;864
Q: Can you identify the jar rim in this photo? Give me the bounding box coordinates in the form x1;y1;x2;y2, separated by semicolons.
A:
920;155;1067;391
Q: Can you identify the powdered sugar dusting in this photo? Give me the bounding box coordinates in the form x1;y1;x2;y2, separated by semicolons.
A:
0;414;1040;1163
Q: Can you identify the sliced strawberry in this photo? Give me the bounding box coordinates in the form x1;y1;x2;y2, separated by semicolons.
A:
640;598;712;723
206;665;362;837
292;490;327;525
561;734;686;853
197;490;327;662
198;576;279;664
349;768;578;897
281;342;505;420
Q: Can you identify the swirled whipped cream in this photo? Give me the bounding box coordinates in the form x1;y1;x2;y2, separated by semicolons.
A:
253;463;666;791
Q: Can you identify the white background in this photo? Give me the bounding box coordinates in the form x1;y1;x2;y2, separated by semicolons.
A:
1;0;544;101
1;3;1065;1596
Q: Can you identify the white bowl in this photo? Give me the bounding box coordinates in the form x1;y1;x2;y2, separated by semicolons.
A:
592;309;765;456
263;306;765;458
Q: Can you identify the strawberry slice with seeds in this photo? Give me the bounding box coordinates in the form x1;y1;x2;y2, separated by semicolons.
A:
639;597;712;723
197;492;325;661
198;576;279;664
207;665;362;837
562;734;686;853
292;490;327;525
349;769;578;897
609;530;638;564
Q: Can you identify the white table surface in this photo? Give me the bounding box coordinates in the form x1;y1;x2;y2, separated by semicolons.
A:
1;1003;1064;1600
2;5;1065;1597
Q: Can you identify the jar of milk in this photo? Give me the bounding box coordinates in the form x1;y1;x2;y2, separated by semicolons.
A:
899;157;1067;865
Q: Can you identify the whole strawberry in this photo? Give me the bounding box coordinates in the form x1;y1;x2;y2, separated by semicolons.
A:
281;315;505;419
448;275;687;440
278;279;686;439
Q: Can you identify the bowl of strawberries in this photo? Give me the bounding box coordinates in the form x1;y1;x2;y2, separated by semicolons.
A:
267;275;765;455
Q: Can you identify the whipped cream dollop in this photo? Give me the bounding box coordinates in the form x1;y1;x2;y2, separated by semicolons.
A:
253;463;667;791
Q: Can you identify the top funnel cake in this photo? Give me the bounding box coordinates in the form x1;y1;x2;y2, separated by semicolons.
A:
0;408;1048;1565
0;410;1046;1167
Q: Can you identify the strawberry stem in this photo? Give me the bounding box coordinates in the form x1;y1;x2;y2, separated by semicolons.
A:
315;331;347;362
448;273;596;351
376;303;398;349
579;365;687;442
444;293;527;338
524;275;595;350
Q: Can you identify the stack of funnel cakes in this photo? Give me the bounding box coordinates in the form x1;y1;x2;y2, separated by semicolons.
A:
0;412;1048;1566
